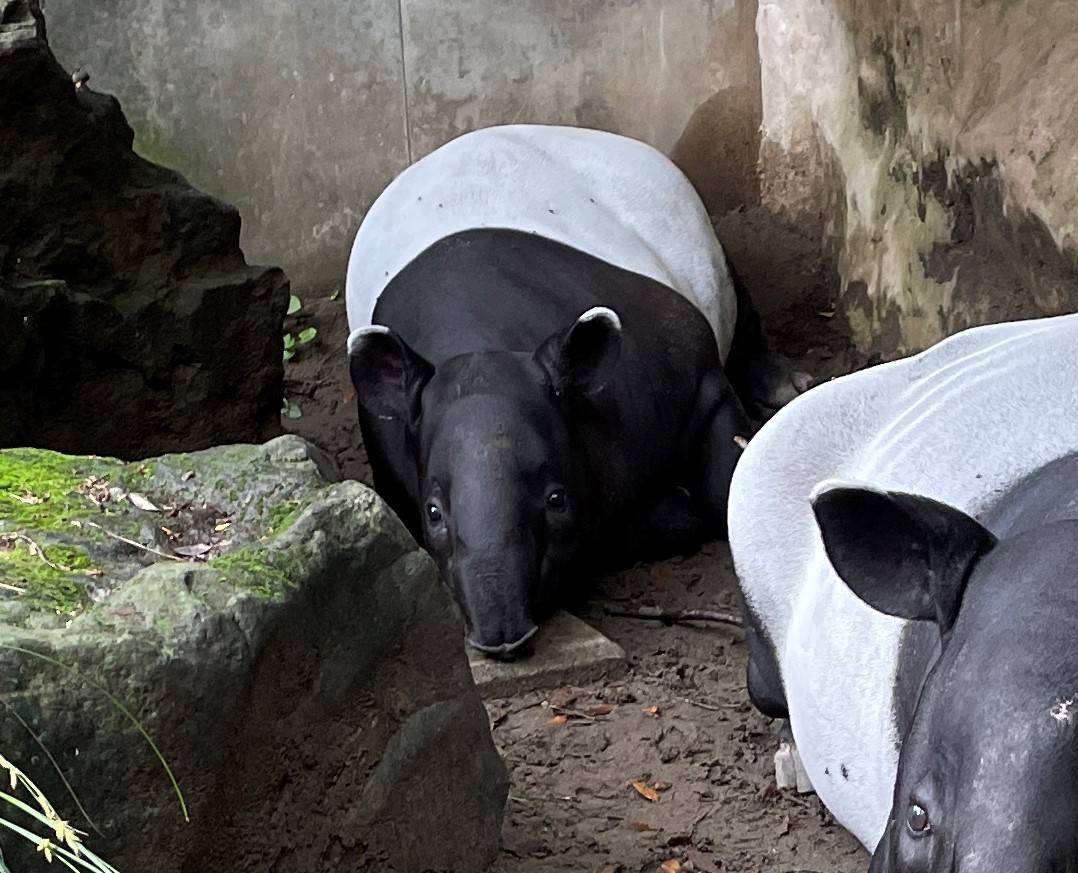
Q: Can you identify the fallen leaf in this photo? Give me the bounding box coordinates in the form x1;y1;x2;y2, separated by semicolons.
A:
214;521;231;533
548;714;569;726
596;866;619;873
126;492;159;512
642;705;660;718
298;326;318;345
342;386;356;405
660;860;681;873
9;491;45;505
629;820;658;832
172;543;212;559
329;286;341;301
287;294;302;315
631;781;660;802
181;471;195;481
588;704;615;717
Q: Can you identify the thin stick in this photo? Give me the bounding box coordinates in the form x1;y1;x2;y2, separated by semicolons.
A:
72;521;183;562
602;604;743;628
678;696;726;712
0;534;64;572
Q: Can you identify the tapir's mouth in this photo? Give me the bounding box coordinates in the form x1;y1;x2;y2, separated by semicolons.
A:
467;624;539;660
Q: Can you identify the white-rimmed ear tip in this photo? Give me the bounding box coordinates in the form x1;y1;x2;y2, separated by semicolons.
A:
347;324;391;355
578;306;621;330
809;477;888;505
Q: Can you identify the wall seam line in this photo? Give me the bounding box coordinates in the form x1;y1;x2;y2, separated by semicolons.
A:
397;0;413;165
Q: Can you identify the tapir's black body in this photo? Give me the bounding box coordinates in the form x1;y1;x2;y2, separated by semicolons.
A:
352;228;782;654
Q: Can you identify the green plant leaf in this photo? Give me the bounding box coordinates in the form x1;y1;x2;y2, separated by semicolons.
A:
287;294;302;316
282;399;302;419
297;327;318;345
282;349;295;362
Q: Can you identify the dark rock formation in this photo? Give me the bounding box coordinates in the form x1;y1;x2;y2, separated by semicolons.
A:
0;435;508;872
0;0;289;458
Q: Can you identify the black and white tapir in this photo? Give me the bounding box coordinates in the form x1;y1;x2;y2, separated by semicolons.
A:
730;312;1078;871
346;124;807;656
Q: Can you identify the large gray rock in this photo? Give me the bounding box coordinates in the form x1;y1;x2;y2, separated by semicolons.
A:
0;0;289;459
0;435;508;872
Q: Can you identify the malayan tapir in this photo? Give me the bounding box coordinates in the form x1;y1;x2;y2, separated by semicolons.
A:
729;311;1078;871
345;124;807;657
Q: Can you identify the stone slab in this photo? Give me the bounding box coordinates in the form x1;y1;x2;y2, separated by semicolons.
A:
468;610;626;698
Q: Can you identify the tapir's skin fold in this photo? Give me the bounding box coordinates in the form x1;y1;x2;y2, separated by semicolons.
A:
730;311;1078;871
345;124;804;655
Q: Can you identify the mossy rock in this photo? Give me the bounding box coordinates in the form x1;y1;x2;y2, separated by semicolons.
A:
0;435;507;873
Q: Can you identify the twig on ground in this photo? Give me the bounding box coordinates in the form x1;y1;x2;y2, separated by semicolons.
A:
72;520;183;562
602;604;743;628
678;696;727;712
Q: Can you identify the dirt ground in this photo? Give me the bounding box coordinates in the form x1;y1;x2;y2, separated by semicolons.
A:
281;211;875;873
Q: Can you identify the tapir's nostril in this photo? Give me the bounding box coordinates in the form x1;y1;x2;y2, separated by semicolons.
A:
468;624;539;660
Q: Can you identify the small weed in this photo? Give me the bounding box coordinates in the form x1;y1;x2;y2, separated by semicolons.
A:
282;295;318;362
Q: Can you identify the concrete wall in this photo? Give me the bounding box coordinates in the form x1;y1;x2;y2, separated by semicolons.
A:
756;0;1078;355
46;0;762;290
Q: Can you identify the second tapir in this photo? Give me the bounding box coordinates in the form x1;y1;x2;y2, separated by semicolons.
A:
346;124;806;656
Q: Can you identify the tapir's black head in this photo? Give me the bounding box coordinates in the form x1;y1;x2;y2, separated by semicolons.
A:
349;307;622;657
812;483;1078;873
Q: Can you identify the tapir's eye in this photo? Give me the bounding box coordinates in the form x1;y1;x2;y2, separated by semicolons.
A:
905;802;930;836
546;489;567;511
426;502;443;524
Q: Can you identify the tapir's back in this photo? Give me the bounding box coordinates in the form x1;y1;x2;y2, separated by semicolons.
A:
728;311;1078;848
346;124;736;359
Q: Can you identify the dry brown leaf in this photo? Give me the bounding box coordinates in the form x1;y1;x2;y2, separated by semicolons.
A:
548;714;569;726
631;781;660;802
660;860;681;873
342;387;356;404
9;491;45;505
629;820;657;832
642;705;660;718
596;866;619;873
588;704;615;717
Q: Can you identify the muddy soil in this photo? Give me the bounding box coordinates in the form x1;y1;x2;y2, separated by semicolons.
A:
281;213;875;872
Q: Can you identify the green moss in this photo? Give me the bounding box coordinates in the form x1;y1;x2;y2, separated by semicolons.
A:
0;448;131;616
0;538;94;615
212;546;300;600
267;501;303;535
0;448;123;529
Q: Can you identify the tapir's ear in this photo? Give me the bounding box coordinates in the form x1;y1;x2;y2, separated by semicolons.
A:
810;481;997;633
535;306;622;399
347;326;434;424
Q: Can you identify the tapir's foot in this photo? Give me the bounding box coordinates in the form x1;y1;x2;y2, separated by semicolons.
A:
630;487;708;561
738;351;813;423
773;730;815;795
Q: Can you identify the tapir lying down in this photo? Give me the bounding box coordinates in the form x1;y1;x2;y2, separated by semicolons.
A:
346;124;806;656
730;312;1078;871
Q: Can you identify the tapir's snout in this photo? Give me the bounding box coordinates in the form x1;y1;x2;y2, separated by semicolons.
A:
454;549;540;660
467;623;539;659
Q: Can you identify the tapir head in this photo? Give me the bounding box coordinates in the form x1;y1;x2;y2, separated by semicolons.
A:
349;307;622;657
812;482;1078;873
